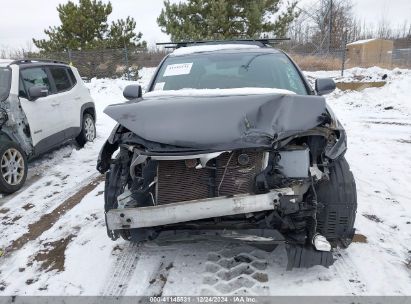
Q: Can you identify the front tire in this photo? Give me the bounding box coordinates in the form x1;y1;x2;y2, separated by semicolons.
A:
76;113;96;147
0;141;28;194
315;156;357;247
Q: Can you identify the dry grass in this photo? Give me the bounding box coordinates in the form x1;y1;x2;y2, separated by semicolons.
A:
336;81;386;91
288;52;406;71
289;53;342;71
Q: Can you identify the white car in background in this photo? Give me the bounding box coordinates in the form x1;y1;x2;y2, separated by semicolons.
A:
0;59;96;194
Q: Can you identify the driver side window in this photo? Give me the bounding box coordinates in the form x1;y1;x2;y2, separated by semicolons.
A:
20;67;50;99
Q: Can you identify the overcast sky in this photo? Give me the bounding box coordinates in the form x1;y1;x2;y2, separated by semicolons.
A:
0;0;410;50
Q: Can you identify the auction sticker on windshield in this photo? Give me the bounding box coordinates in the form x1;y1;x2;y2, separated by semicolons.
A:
163;63;193;77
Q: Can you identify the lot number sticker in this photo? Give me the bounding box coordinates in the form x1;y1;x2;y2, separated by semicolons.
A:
163;63;193;77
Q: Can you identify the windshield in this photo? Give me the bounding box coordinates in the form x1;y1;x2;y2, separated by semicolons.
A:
0;67;11;102
152;52;308;95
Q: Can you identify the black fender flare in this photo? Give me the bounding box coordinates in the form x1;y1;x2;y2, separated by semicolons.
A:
0;130;13;143
0;130;34;158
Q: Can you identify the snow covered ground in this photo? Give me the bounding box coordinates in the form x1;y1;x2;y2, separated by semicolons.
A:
0;67;410;296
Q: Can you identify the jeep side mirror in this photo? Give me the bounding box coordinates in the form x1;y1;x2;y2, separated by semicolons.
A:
29;85;49;100
123;84;142;100
315;78;336;95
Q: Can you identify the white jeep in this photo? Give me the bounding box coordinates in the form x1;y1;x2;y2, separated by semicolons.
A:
0;59;96;193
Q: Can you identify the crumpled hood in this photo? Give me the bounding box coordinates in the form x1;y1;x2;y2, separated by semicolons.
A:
103;92;327;150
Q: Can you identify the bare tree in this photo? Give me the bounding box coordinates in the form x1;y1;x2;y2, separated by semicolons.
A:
289;0;356;51
376;17;392;39
0;43;34;60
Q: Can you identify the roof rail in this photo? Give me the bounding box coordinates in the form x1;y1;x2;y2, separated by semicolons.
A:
10;59;68;65
156;38;290;48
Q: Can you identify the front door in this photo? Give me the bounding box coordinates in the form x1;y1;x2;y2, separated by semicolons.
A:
48;66;80;134
18;67;65;153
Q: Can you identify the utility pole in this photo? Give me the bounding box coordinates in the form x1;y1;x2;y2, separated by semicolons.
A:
123;36;130;81
341;29;347;76
327;0;333;53
67;48;72;66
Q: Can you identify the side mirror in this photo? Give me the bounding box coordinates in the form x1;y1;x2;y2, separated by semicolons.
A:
29;85;49;100
123;84;142;100
315;78;336;95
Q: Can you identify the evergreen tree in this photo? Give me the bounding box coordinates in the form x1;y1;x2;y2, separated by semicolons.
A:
157;0;298;42
33;0;145;51
107;17;146;49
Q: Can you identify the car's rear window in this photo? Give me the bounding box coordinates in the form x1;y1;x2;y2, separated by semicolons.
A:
152;52;308;95
49;67;72;92
0;67;11;102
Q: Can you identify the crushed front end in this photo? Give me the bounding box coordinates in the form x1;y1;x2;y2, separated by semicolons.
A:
97;93;352;270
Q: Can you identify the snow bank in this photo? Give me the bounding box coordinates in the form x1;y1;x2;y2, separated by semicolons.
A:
88;67;156;93
304;66;411;83
305;67;411;115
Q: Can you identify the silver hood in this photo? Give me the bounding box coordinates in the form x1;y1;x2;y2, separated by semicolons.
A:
103;93;327;150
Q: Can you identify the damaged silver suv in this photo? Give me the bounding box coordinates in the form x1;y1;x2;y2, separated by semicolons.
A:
0;59;96;194
98;40;357;270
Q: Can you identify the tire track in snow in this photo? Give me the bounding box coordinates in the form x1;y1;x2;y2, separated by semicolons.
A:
333;248;367;295
101;242;142;296
0;171;102;249
0;144;74;207
0;174;104;263
142;251;178;297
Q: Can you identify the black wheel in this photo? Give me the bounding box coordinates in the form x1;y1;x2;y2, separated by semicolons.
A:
315;156;357;247
76;113;96;147
0;141;28;194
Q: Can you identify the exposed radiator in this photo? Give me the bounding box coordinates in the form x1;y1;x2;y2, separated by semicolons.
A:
156;151;264;205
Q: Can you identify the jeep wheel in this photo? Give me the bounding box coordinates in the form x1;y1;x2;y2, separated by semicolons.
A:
0;141;28;194
76;113;96;147
315;156;357;248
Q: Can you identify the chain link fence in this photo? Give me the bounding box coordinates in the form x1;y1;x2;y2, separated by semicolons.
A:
16;37;411;80
25;47;167;80
275;37;411;75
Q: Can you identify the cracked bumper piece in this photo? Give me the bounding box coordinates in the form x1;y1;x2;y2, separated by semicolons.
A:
106;188;293;230
286;244;334;270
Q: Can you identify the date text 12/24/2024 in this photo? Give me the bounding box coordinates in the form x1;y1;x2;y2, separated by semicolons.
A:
149;296;257;303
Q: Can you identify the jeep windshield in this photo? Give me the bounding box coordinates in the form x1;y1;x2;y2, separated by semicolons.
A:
0;67;11;102
151;52;308;95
